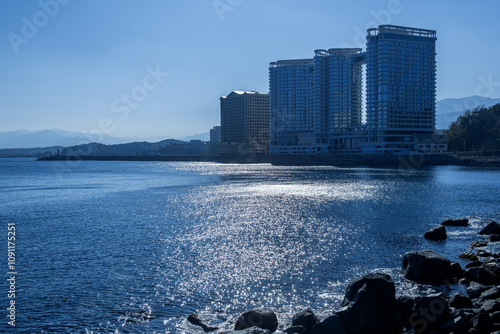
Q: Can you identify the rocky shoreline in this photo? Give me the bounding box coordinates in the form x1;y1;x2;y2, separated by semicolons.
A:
186;219;500;334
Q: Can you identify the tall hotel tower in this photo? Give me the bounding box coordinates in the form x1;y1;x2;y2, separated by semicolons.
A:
364;25;439;153
269;49;364;154
220;91;270;154
269;24;446;155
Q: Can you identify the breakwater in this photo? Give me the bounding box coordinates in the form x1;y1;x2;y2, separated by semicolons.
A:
37;153;468;167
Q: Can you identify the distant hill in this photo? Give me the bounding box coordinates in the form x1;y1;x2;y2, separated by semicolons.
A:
178;131;210;142
60;139;205;157
0;129;132;149
0;129;212;149
436;95;500;129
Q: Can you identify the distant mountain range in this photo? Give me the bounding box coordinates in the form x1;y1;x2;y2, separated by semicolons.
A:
436;95;500;129
0;129;210;149
1;95;499;150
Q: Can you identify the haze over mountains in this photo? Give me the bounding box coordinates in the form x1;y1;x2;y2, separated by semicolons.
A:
436;95;500;129
1;95;499;150
0;129;209;149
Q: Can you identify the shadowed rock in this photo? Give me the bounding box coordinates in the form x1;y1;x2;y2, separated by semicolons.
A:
411;295;450;332
479;221;500;235
235;308;278;333
490;234;500;242
292;308;318;331
467;281;489;299
463;266;497;285
441;218;469;226
424;225;447;241
311;314;346;334
401;250;451;284
440;316;468;334
336;273;402;334
187;314;218;332
449;293;473;309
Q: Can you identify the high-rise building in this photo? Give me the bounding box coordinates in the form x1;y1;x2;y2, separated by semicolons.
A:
268;24;446;155
209;126;221;143
269;49;364;154
364;25;441;153
220;91;269;154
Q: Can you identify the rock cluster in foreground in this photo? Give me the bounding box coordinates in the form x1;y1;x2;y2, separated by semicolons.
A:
187;219;500;334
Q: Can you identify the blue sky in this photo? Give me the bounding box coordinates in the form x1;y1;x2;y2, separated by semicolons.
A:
1;0;500;139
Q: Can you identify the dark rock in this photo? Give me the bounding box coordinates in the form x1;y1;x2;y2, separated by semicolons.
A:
450;261;465;278
464;266;497;285
187;313;218;332
459;278;469;285
472;312;493;333
424;225;447;241
449;293;473;309
465;261;484;268
284;325;309;334
410;295;450;332
337;273;401;334
467;282;489;299
471;240;488;248
402;250;452;284
311;315;347;334
292;308;318;331
441;218;469;226
491;311;500;323
223;327;271;334
480;299;500;313
479;221;500;235
440;316;469;334
234;308;278;332
397;295;415;324
490;235;500;242
479;286;500;300
476;250;493;257
459;251;479;262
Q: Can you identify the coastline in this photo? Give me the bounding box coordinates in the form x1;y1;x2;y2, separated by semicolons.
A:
187;218;500;334
36;153;500;167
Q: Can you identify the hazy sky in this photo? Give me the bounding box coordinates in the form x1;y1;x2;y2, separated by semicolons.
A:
1;0;500;138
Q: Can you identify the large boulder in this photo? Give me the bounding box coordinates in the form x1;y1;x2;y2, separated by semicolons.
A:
401;250;452;285
234;308;278;332
441;218;469;226
479;221;500;235
439;316;468;334
467;281;489;299
448;293;473;309
463;266;497;285
311;315;347;334
411;295;450;332
284;325;309;334
423;225;447;241
336;273;402;334
292;308;319;331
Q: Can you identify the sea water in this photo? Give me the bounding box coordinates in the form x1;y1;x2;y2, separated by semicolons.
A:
0;158;499;333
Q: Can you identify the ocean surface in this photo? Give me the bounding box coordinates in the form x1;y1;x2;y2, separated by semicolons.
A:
1;158;499;333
